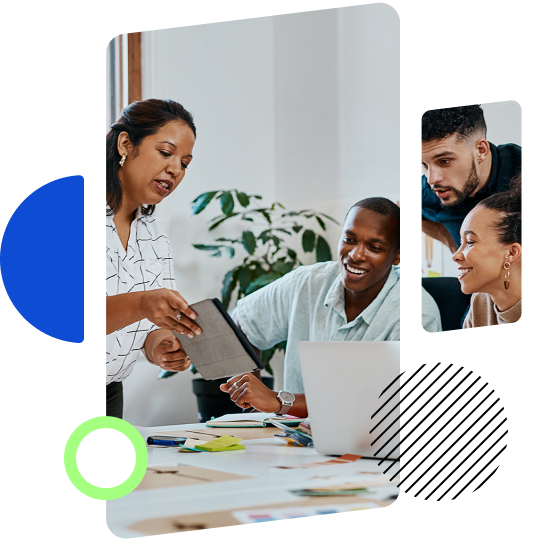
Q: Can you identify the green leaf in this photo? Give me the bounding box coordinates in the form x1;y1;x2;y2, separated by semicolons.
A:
248;208;273;224
283;261;295;274
241;217;254;222
260;340;287;375
225;247;235;258
191;191;218;215
320;212;340;224
315;215;326;231
253;194;263;199
208;214;238;231
192;244;223;251
210;251;222;257
221;268;239;310
220;192;235;215
287;248;297;260
292;225;302;233
261;347;276;375
245;272;281;295
272;260;294;275
315;235;332;262
242;230;257;255
157;369;176;379
302;229;316;252
236;191;250;207
238;266;252;292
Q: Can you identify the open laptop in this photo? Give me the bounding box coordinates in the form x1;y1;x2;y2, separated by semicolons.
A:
299;341;400;460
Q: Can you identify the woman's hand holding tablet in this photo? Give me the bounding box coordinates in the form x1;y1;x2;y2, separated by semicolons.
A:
140;288;201;337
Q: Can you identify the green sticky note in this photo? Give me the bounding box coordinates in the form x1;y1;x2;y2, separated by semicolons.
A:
195;435;244;451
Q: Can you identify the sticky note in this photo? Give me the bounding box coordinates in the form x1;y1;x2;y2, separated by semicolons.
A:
195;435;244;452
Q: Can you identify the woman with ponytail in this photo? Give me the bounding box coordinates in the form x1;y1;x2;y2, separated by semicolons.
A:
453;174;521;327
106;99;202;418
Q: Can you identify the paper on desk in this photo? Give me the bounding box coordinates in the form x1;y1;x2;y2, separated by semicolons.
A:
277;454;362;469
306;474;399;491
129;494;390;535
134;464;252;491
289;477;399;497
232;502;379;523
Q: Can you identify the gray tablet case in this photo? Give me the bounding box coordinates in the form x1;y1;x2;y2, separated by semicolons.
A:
173;298;264;380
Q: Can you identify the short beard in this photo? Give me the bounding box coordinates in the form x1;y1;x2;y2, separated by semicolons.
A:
440;160;480;208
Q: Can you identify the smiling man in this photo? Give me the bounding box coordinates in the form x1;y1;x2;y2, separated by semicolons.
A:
220;197;441;417
422;105;521;252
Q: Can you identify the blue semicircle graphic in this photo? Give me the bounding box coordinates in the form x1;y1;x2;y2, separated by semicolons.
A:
0;176;84;343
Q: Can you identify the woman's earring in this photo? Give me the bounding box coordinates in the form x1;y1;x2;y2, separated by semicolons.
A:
119;155;126;167
503;262;511;290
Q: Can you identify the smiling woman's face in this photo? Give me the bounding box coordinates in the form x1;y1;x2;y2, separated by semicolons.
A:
452;206;510;295
118;120;195;209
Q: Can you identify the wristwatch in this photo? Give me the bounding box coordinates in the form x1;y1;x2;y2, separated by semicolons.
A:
276;390;296;415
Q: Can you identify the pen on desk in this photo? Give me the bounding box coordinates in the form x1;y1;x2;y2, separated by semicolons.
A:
147;437;185;446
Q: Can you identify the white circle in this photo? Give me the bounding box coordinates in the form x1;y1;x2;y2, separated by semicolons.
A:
76;428;137;488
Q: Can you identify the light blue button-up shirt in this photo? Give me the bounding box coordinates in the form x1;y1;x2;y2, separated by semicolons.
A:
236;262;402;393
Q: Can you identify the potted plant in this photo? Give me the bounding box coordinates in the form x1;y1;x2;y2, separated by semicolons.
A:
160;189;338;422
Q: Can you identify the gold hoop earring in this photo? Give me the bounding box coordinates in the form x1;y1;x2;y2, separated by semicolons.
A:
119;155;126;167
503;262;511;290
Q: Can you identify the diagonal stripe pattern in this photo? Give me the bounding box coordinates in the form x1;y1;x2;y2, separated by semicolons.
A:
369;375;401;487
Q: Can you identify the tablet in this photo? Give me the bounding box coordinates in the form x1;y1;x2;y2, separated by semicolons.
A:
172;298;264;380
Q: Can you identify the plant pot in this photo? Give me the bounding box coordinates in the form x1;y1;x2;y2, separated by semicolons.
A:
192;376;274;423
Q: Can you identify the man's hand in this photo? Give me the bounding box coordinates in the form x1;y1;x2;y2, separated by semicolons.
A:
220;373;281;413
145;329;191;372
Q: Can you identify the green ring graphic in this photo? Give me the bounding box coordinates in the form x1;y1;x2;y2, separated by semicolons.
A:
64;416;148;500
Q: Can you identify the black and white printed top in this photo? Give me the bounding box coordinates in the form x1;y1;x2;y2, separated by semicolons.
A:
106;208;176;384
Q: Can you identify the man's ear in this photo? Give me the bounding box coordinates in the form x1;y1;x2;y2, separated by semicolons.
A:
392;249;400;266
474;138;490;164
506;243;522;265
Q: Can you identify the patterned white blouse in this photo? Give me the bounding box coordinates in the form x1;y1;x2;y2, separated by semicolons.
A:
106;208;176;384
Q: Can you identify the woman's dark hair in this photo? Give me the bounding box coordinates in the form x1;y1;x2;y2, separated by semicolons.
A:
345;198;401;250
422;105;486;143
106;99;196;216
477;173;521;245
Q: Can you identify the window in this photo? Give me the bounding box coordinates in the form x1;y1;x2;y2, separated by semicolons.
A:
106;33;141;128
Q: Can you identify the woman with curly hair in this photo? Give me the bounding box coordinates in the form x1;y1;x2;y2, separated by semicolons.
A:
453;174;521;327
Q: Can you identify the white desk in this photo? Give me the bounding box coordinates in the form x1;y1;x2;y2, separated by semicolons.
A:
107;423;399;537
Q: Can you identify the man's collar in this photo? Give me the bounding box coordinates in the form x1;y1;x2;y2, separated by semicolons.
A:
324;266;399;324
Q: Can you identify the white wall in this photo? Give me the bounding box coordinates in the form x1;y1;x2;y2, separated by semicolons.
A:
421;100;522;278
123;4;400;426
